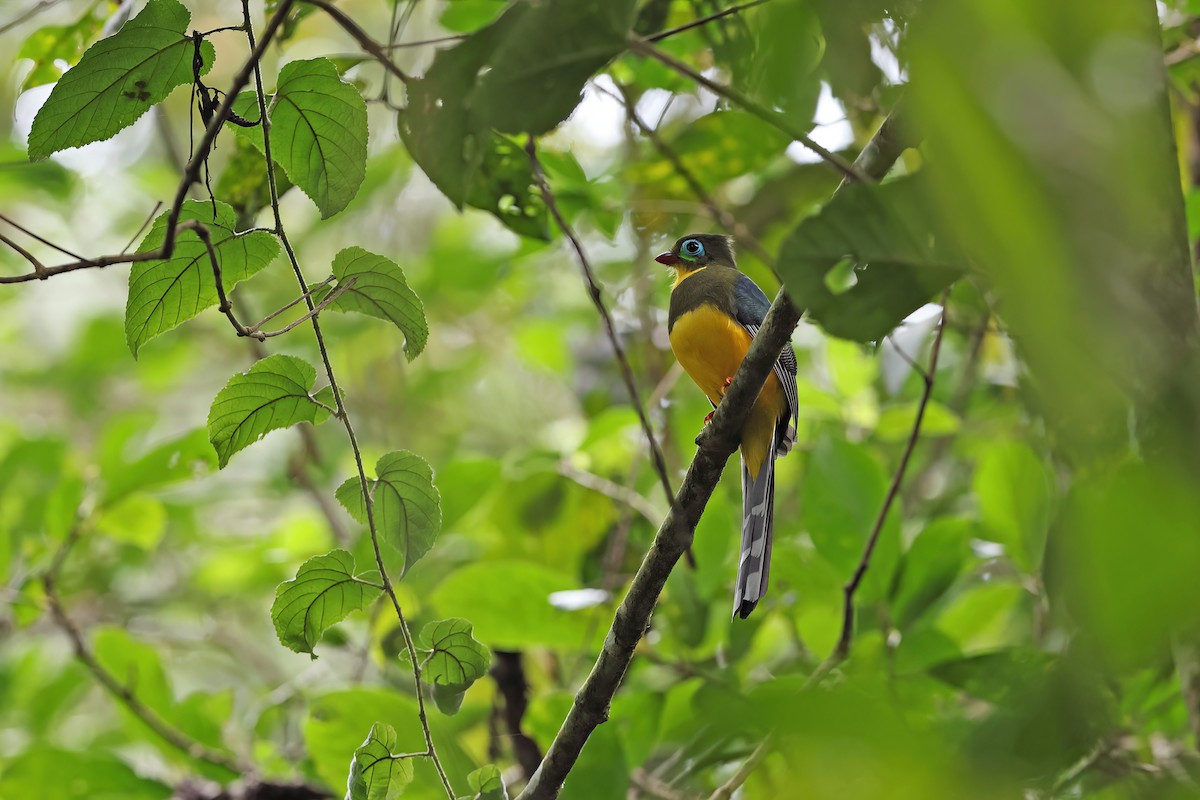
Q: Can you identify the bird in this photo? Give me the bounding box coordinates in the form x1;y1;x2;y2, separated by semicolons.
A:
656;234;798;619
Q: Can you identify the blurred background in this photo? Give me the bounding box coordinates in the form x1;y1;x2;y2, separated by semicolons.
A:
2;0;1200;798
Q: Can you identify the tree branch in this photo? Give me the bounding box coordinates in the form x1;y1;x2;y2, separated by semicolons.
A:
42;523;250;775
626;37;872;184
645;0;770;44
516;107;908;800
0;0;296;284
300;0;410;83
526;138;683;538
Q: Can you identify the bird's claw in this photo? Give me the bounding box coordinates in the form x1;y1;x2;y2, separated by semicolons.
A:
703;410;716;425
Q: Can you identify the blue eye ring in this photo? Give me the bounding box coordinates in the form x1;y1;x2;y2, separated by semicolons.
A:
682;239;704;257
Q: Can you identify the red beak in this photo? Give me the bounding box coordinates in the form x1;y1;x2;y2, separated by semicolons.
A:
655;251;680;266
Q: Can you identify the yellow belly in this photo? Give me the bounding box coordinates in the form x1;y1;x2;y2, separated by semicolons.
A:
669;304;786;477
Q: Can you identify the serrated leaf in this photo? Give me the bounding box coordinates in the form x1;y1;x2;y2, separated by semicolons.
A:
322;247;429;360
233;58;367;218
28;0;213;160
467;765;508;800
207;355;332;468
347;723;415;800
271;550;382;656
336;451;441;577
777;173;965;342
18;12;102;90
126;200;280;356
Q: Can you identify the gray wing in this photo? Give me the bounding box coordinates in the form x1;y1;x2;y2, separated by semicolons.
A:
733;273;799;454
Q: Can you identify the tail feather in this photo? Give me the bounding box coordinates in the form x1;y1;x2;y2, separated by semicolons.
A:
734;441;776;619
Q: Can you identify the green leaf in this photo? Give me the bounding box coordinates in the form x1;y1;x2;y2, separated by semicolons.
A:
972;441;1053;572
407;618;490;716
468;0;637;135
777;173;965;342
235;58;367;218
874;400;960;442
27;0;213;160
305;689;475;795
336;451;442;577
429;561;591;649
0;747;171;800
400;0;633;233
18;12;102;90
891;519;974;627
126;200;279;356
467;765;508;800
272;550;382;657
728;0;824;127
628;111;790;193
347;723;415;800
207;355;332;468
417;618;490;687
322;247;429;360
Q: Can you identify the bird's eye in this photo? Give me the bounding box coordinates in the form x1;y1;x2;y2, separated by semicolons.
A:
682;239;704;256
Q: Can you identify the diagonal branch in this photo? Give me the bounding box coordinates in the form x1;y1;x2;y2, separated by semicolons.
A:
526;138;694;567
516;107;908;800
300;0;409;83
626;37;871;184
42;523;250;775
646;0;770;44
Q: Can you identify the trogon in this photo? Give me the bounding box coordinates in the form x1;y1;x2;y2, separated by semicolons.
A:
656;234;798;619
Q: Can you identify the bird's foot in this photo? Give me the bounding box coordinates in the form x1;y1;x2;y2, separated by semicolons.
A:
703;410;716;425
720;376;733;396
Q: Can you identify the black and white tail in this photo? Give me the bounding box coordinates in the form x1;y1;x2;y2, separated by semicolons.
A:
734;439;777;619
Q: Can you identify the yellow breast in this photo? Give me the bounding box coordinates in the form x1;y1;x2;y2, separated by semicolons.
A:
669;305;753;406
669;302;787;478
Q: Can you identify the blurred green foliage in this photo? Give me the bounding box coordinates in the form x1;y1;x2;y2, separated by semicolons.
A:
1;0;1199;799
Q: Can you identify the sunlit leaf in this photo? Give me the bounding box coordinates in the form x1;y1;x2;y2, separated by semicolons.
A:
973;441;1052;572
234;58;367;218
126;200;279;356
777;173;965;342
321;247;429;360
468;764;508;800
272;549;382;657
28;0;213;159
207;355;332;468
346;722;415;800
404;617;490;715
336;451;441;577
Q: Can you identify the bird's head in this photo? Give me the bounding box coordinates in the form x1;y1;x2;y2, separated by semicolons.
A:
655;234;736;273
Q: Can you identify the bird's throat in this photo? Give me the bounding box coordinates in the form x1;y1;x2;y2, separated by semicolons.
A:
672;265;706;288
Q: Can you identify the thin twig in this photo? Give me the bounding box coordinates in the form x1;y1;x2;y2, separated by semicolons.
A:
706;737;769;800
631;768;704;800
0;231;45;276
527;138;679;517
42;523;250;774
251;277;356;338
383;33;468;49
249;276;335;329
0;0;63;35
646;0;769;43
122;201;163;255
241;2;454;796
803;293;949;692
0;212;85;260
300;0;409;83
626;37;871;184
0;0;294;285
516;102;907;800
558;462;662;525
606;82;774;268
